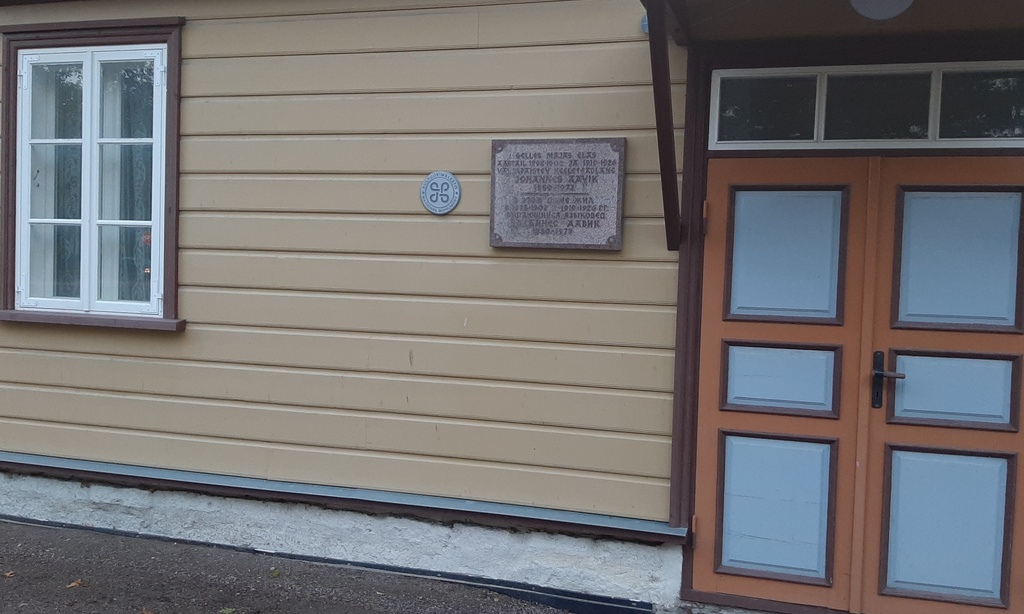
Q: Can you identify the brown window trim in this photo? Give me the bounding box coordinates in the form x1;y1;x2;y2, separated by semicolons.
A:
0;17;185;330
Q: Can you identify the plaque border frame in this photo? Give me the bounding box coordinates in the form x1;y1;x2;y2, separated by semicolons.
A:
489;137;626;251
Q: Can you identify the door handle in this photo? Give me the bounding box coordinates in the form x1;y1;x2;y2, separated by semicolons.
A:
874;370;907;379
871;351;905;408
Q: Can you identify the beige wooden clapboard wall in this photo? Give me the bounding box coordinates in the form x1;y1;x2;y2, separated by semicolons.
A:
0;0;686;521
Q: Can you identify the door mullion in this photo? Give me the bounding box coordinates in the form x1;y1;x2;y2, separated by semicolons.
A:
848;155;883;614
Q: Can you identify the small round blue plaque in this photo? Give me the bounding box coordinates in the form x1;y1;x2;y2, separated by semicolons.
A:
420;171;461;215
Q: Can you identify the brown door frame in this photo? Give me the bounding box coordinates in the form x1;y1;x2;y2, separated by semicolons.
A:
671;30;1024;614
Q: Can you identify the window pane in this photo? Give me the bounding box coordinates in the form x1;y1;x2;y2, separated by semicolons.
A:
825;74;931;140
99;144;153;221
30;63;82;139
30;144;82;219
940;71;1024;139
718;77;817;142
100;61;154;139
99;226;152;302
29;223;80;298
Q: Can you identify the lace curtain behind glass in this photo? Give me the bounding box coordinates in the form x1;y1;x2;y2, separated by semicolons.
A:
117;65;153;302
52;66;82;298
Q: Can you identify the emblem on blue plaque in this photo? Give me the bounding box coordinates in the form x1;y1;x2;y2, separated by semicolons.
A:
420;171;461;215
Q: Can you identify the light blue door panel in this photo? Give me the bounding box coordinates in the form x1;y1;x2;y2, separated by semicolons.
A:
727;345;837;413
887;450;1008;600
731;191;843;320
721;435;832;580
899;192;1020;327
894;355;1014;425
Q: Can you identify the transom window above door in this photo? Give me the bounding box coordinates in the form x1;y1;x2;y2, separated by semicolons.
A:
710;61;1024;150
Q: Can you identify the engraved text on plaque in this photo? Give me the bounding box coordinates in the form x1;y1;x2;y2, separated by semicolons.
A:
490;138;625;250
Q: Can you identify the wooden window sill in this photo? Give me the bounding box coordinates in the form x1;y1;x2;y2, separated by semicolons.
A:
0;309;185;332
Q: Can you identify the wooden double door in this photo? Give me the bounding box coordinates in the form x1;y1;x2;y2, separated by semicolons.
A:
694;157;1024;613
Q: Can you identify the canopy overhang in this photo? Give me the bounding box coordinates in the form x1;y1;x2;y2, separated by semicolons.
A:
644;0;1024;251
663;0;1024;44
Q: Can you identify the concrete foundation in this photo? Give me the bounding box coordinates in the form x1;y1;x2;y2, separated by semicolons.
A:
0;472;686;611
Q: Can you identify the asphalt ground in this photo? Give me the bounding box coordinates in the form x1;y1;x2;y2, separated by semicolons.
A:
0;519;571;614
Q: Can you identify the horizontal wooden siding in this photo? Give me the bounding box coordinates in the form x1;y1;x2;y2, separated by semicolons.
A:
0;0;686;521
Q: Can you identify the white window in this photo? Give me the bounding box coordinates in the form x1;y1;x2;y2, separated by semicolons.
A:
15;44;167;317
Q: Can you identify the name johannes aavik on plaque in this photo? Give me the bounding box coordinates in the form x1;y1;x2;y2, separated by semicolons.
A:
490;138;626;250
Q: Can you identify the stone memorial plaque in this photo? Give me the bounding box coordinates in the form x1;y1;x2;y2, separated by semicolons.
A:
490;138;625;250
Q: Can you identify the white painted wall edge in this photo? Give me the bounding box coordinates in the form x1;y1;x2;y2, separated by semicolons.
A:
0;472;685;610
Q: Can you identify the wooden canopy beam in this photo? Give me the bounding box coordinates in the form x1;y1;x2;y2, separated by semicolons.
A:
644;0;683;250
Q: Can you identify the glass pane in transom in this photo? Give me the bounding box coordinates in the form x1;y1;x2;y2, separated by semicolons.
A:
898;191;1021;327
718;76;817;142
30;63;82;140
941;71;1024;139
99;60;154;139
825;73;930;140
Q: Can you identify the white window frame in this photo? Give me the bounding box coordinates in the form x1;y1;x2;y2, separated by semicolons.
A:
710;60;1024;151
14;43;167;317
